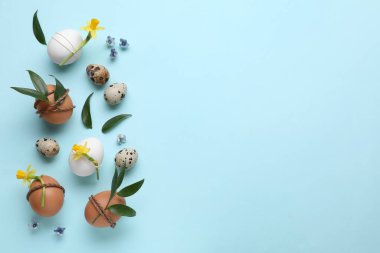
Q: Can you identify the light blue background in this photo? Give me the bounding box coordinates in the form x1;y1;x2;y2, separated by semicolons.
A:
1;0;379;252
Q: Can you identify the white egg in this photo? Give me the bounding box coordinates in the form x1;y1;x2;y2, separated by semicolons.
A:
69;137;104;177
47;29;83;65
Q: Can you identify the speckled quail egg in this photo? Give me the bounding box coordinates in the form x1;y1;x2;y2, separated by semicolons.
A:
104;83;127;106
35;138;60;157
86;64;110;85
115;148;138;170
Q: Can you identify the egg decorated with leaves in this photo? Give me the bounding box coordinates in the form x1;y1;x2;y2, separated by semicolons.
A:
34;85;74;124
85;190;126;228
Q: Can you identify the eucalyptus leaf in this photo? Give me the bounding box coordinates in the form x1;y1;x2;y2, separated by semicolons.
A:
108;204;136;217
49;75;66;101
101;114;132;133
117;179;144;197
81;92;94;129
11;87;48;101
33;10;46;45
116;167;126;190
110;168;119;203
27;70;48;95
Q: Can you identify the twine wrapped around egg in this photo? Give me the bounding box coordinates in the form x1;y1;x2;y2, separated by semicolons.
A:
34;90;74;114
88;195;116;228
33;85;75;125
26;175;65;217
84;191;126;228
27;183;65;200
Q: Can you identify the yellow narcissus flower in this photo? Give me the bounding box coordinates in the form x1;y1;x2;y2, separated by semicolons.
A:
72;142;91;160
71;141;100;180
80;18;105;39
60;18;105;66
16;165;37;187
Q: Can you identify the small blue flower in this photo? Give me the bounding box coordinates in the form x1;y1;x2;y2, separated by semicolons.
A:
106;36;115;48
119;38;129;49
110;48;118;59
28;219;39;230
117;134;127;145
54;226;65;236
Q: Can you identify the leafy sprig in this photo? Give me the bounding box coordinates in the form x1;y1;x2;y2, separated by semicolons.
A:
50;75;66;101
11;71;67;102
107;168;144;216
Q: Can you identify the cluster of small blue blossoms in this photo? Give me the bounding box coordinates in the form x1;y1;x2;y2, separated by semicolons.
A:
117;134;127;145
106;36;129;59
29;218;65;236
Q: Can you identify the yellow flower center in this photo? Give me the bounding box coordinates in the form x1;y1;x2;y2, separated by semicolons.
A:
72;142;91;160
16;165;37;187
16;170;25;179
90;19;100;30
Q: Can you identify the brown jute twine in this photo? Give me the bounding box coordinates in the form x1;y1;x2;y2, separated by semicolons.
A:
89;195;116;228
26;183;65;201
34;89;75;116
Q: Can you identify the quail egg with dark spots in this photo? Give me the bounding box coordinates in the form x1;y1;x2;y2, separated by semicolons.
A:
86;64;110;85
104;83;127;106
115;148;138;170
36;138;60;157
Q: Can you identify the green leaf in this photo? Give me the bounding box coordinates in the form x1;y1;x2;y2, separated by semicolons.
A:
110;168;119;203
33;10;46;45
27;70;48;95
81;92;94;129
107;204;136;217
117;179;144;197
116;167;126;190
11;87;48;101
101;114;132;133
49;75;66;101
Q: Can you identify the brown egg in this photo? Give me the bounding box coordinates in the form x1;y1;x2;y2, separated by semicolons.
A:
34;85;74;125
84;190;126;228
28;175;65;217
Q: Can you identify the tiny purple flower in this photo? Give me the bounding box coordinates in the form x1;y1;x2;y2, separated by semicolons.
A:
54;226;65;236
110;48;118;59
106;36;115;48
28;219;39;230
117;134;127;145
119;38;129;49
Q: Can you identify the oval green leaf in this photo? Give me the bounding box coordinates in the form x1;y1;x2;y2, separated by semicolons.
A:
33;10;46;45
81;92;94;129
11;87;47;101
49;75;66;101
116;167;126;189
101;114;132;133
110;167;119;203
27;70;48;95
108;204;136;217
117;179;144;197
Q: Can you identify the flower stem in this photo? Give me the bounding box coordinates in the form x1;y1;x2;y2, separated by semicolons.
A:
59;32;91;66
83;153;99;180
38;176;46;208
